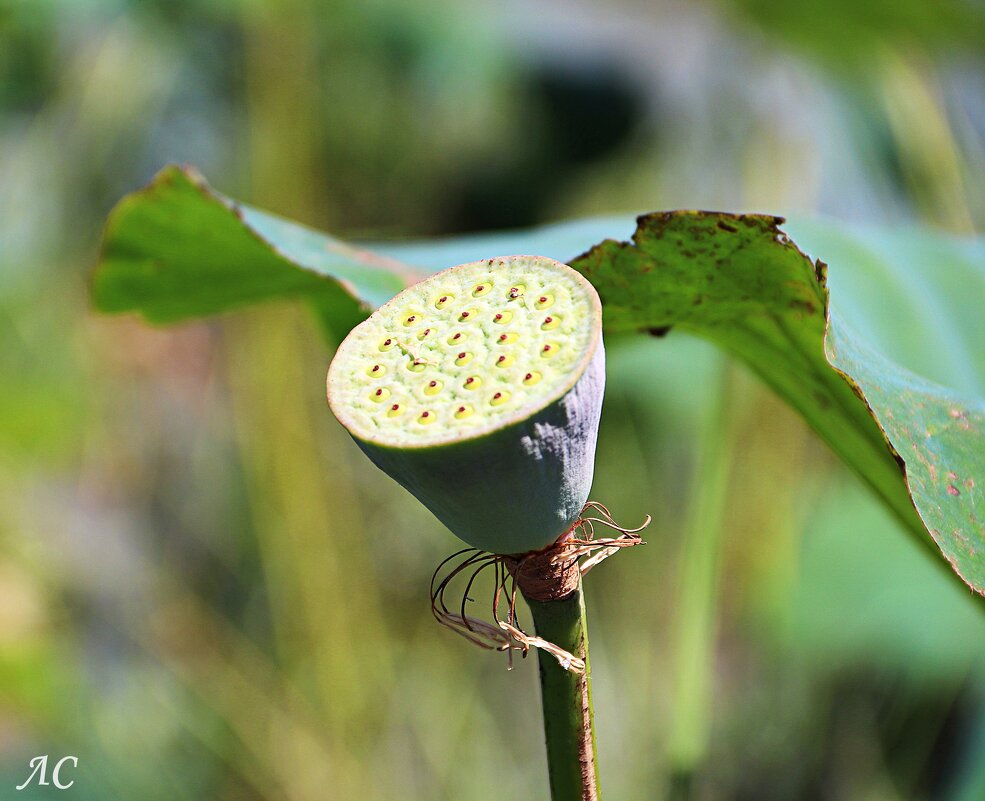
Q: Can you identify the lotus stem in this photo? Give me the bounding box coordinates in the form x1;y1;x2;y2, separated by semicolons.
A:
526;579;601;801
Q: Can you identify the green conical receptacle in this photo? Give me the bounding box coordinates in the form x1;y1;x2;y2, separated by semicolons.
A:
327;255;604;555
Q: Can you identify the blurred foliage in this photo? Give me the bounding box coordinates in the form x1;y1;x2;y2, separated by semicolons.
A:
2;0;985;800
720;0;985;69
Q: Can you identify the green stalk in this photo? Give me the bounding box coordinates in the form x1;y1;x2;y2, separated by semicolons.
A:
525;580;601;801
667;358;734;796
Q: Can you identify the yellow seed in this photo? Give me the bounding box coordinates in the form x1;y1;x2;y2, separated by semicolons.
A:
490;391;510;406
454;404;473;420
463;376;481;390
370;387;391;403
434;294;454;309
458;308;478;322
387;403;404;418
417;327;435;341
541;343;559;358
454;352;474;366
403;312;421;326
447;331;465;345
407;359;426;372
493;310;514;325
535;294;554;310
418;411;436;425
424;380;443;396
472;282;492;297
523;371;542;386
495;354;515;369
367;364;387;377
541;315;560;331
496;332;519;345
379;337;396;351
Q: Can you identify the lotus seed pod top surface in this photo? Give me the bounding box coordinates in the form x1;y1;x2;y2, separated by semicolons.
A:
328;256;601;448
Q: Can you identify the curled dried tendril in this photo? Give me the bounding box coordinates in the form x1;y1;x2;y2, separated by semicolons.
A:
430;502;650;673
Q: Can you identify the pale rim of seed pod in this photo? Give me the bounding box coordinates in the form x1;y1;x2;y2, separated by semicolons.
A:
326;255;603;450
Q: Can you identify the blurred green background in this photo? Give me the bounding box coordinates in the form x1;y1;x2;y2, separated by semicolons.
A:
2;0;985;799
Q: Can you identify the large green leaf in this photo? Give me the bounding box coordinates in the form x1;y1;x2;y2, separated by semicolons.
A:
570;213;985;594
92;164;418;339
91;167;985;595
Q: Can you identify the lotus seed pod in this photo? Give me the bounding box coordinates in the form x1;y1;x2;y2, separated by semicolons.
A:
327;255;604;555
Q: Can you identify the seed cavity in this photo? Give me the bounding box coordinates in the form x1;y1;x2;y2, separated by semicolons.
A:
336;257;595;443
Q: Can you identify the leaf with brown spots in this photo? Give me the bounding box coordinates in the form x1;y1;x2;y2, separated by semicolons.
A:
91;168;985;595
568;212;985;595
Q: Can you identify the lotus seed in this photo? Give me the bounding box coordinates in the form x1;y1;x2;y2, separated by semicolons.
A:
455;352;473;366
464;376;481;389
490;391;509;406
472;282;492;297
542;316;560;331
535;294;554;310
368;364;386;377
435;295;453;309
495;354;515;368
425;380;442;396
371;387;390;402
523;371;542;386
454;404;473;419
